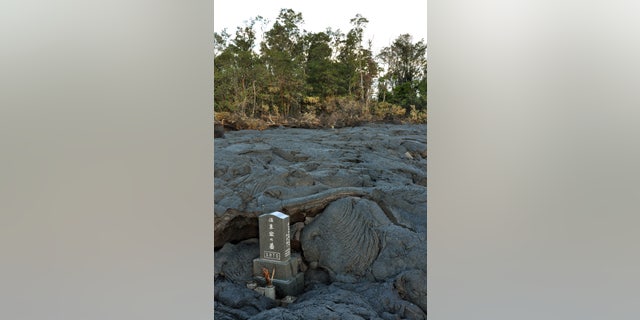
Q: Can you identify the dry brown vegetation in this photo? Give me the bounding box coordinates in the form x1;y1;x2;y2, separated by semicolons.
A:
214;99;426;131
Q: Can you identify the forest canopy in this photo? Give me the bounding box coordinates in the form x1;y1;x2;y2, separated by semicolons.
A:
214;8;427;129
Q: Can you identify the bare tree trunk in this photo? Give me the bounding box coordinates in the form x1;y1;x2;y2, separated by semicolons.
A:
251;80;257;117
365;85;369;110
241;78;247;115
360;71;365;103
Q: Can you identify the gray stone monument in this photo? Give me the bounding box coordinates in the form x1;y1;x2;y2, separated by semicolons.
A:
253;211;304;297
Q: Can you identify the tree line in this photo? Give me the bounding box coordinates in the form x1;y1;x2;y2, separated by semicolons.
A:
214;8;427;129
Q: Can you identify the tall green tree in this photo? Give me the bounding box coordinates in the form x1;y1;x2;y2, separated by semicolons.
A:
336;14;364;96
359;39;378;107
336;14;377;103
377;34;427;109
260;9;306;118
304;31;338;98
213;19;268;115
213;29;235;112
231;20;259;115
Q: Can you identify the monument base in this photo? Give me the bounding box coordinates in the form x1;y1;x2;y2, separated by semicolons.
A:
254;273;304;298
252;257;299;279
253;257;304;297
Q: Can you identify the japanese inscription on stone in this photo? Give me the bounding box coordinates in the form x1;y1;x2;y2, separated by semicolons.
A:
258;211;290;262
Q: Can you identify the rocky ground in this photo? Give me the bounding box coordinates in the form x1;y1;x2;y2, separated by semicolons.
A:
214;124;427;319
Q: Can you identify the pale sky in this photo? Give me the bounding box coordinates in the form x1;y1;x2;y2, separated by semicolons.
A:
213;0;427;55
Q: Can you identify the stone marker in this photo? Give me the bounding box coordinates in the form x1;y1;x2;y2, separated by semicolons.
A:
253;211;304;298
258;211;290;261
